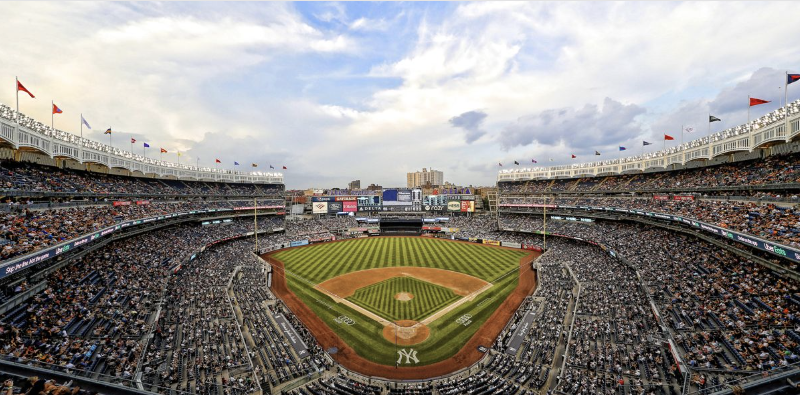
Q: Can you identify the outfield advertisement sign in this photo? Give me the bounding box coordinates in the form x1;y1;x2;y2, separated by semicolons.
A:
312;202;328;214
343;201;358;212
501;241;522;249
460;201;475;212
290;240;310;247
482;240;501;246
447;201;461;211
328;202;343;213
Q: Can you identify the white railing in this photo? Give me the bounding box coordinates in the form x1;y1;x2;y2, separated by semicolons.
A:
498;100;800;181
0;103;283;184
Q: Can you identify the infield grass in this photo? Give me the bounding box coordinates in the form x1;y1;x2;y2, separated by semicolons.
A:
348;277;460;322
272;237;530;367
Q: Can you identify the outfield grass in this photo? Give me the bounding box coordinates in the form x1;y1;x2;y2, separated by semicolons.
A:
273;237;529;367
348;277;461;322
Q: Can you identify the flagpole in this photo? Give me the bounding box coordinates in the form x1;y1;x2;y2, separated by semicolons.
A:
15;77;19;139
786;72;790;137
80;113;83;139
708;113;711;136
747;95;751;131
51;100;53;130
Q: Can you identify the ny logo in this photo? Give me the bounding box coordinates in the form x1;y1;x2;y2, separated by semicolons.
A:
397;348;419;365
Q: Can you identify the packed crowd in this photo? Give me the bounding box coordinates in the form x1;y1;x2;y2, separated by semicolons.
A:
499;194;800;247
0;161;284;197
0;199;284;262
499;151;800;194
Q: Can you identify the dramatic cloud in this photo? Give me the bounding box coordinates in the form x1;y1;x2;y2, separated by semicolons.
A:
449;110;488;143
1;2;799;188
499;98;645;152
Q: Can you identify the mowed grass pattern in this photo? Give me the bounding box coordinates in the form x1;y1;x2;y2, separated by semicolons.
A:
347;277;460;322
273;237;531;366
273;237;527;283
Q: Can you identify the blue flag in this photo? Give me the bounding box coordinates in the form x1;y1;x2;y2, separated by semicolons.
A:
619;146;626;151
81;115;91;130
143;143;150;148
234;161;240;166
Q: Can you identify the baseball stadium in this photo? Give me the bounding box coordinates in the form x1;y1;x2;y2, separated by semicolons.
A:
2;2;800;395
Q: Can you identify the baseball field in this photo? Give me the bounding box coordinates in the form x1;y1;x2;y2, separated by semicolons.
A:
267;236;537;377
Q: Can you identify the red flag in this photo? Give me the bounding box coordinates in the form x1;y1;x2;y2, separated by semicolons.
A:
131;138;136;143
52;103;62;114
749;97;770;106
160;148;167;153
571;154;576;158
282;166;287;170
215;159;221;163
664;134;674;141
17;80;35;98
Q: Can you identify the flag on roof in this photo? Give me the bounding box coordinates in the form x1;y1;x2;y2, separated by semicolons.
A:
160;148;167;153
81;115;91;129
17;80;34;98
709;115;721;122
789;74;800;85
749;97;770;106
52;103;62;114
619;146;626;151
215;159;221;163
664;134;674;140
683;126;695;133
269;164;274;169
594;151;600;155
104;128;112;134
498;162;503;166
571;154;576;158
234;161;240;165
282;165;287;169
514;160;519;165
531;159;537;163
130;138;136;143
143;142;150;148
643;141;652;146
251;163;257;167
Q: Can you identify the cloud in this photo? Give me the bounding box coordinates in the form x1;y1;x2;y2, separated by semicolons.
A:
449;110;488;143
499;98;645;152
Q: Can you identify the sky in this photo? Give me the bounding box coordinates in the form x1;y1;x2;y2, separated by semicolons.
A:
1;1;799;189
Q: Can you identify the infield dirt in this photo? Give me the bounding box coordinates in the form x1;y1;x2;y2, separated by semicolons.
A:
263;236;539;380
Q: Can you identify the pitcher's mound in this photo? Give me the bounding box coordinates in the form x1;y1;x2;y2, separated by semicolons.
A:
395;292;414;301
382;320;430;346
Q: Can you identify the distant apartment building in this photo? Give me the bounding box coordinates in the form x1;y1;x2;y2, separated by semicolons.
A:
348;180;361;190
406;168;444;188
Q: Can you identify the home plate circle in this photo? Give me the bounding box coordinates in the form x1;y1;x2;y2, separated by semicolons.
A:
394;292;414;301
383;320;430;345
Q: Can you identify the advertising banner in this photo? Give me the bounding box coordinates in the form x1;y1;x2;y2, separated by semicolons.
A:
328;202;343;213
335;196;357;201
673;195;696;201
398;190;412;202
343;201;358;212
312;196;336;202
422;226;442;231
113;201;131;206
447;201;461;211
521;244;543;252
499;203;557;208
312;202;328;214
653;195;670;200
482;239;501;246
460;200;475;212
501;241;522;249
136;200;150;205
290;240;310;247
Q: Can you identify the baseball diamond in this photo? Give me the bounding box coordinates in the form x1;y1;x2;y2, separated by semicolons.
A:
267;236;536;376
347;276;461;322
